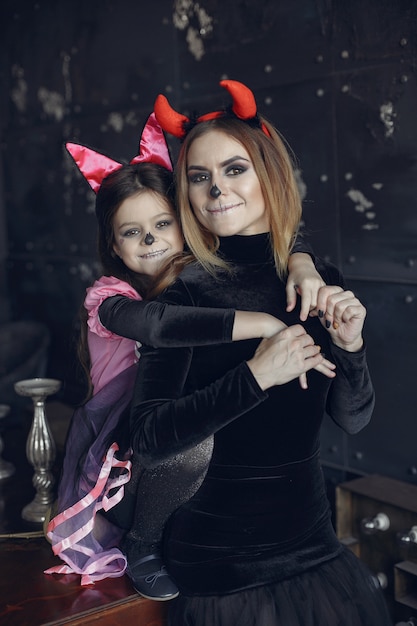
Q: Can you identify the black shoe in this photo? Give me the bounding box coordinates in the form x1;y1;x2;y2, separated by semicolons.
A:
126;552;179;601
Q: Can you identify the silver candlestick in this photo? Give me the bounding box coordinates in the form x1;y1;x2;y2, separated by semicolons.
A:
0;404;15;480
14;378;61;523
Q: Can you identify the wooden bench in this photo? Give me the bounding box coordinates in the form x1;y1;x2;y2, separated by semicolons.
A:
0;535;168;626
0;403;169;625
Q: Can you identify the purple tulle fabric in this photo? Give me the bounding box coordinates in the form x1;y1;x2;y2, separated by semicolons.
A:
45;364;137;584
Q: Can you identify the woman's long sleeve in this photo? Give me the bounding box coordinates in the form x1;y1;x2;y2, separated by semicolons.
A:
313;259;374;435
326;343;375;434
130;344;267;468
99;296;235;348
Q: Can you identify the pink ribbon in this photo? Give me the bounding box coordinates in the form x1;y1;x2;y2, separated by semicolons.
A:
44;442;132;584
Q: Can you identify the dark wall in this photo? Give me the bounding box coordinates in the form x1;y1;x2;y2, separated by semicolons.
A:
1;0;416;483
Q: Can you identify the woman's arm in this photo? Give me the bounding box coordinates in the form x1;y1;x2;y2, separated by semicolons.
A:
315;284;375;433
131;324;325;469
130;345;267;468
326;344;375;434
130;288;325;468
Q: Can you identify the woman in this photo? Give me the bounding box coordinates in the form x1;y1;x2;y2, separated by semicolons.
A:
127;81;391;624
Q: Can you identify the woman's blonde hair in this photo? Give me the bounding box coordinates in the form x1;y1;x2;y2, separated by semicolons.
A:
175;116;302;278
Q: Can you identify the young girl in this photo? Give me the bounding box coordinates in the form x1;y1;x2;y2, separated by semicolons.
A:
45;113;334;601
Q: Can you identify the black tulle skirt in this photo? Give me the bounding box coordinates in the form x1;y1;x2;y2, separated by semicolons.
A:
168;546;392;626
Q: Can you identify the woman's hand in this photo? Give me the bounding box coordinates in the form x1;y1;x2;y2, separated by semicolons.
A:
312;286;366;352
310;357;336;383
247;324;329;391
235;312;336;390
258;314;336;389
286;253;325;321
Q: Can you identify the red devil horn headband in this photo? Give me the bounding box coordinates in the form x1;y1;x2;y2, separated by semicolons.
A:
154;79;270;139
66;112;172;193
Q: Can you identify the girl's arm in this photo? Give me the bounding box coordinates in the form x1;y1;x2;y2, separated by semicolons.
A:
99;297;335;388
98;241;323;346
98;296;283;347
286;253;325;321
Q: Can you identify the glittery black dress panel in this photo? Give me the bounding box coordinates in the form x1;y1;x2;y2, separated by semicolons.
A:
130;234;391;625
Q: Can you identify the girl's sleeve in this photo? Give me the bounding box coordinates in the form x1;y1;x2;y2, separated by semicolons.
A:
85;276;142;339
291;230;314;257
98;294;235;348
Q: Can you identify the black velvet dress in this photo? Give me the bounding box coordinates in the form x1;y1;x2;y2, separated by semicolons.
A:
130;234;392;626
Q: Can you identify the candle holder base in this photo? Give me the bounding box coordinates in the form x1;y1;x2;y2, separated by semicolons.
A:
22;494;53;523
14;378;61;525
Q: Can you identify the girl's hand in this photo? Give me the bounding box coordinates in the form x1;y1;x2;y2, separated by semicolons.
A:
286;253;325;321
313;286;366;352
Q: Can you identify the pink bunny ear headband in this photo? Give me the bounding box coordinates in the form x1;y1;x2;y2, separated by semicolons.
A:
66;112;173;193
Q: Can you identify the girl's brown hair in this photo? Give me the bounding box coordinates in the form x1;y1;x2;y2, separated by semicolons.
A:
78;162;191;400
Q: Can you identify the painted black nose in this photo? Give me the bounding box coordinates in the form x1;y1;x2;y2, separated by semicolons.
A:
210;185;221;199
144;232;155;245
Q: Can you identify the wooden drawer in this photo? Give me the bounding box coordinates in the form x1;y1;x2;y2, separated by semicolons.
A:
336;474;417;624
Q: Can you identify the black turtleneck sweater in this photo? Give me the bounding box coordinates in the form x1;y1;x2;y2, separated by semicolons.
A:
129;234;375;595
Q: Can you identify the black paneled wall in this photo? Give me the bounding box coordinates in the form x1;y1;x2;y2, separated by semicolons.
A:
1;0;416;481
